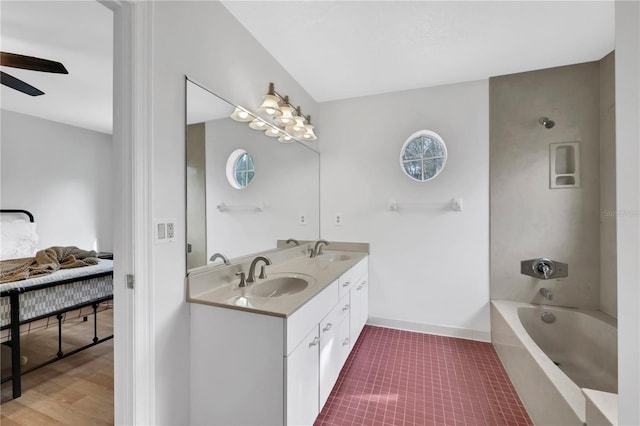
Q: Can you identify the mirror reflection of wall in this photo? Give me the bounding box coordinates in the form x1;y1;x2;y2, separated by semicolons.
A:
186;78;320;271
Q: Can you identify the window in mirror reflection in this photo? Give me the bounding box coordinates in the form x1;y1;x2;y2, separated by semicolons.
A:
226;148;255;189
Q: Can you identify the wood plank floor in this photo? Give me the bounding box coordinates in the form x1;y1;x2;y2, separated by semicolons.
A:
0;309;113;425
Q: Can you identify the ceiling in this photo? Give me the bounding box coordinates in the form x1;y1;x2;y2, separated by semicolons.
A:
222;1;615;102
0;1;614;134
0;1;112;134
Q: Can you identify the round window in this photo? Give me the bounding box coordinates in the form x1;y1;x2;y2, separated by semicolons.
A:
400;130;447;182
226;149;255;189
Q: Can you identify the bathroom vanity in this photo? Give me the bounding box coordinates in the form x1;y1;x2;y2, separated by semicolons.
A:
187;242;369;426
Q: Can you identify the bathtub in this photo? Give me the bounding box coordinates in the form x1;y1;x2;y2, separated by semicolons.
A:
491;300;617;425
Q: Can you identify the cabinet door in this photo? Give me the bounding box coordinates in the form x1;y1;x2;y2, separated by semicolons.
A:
319;296;350;408
286;325;320;426
359;277;369;333
349;275;369;348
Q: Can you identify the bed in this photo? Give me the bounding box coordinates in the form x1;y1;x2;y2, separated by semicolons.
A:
0;209;113;399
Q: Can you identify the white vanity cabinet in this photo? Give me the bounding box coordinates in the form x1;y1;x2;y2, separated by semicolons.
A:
190;255;368;426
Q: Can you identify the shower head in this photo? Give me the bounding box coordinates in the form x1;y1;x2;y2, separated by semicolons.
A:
539;117;555;129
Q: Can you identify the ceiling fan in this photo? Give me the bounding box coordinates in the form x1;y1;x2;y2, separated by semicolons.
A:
0;51;68;96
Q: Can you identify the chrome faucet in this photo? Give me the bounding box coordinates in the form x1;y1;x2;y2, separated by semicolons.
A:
209;253;230;265
309;240;329;258
286;238;300;246
247;256;271;283
539;287;553;301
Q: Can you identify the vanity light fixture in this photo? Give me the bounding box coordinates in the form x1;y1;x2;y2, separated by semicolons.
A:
261;82;318;141
230;82;318;143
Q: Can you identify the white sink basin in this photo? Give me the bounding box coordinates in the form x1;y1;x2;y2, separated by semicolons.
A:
248;274;311;298
317;253;352;263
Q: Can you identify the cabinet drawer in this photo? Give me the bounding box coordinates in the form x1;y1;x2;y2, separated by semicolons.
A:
339;257;368;298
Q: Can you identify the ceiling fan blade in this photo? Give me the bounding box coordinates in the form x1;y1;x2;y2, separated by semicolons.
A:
1;71;44;96
0;52;68;74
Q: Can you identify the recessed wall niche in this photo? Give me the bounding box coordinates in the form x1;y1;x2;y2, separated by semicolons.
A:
550;141;581;188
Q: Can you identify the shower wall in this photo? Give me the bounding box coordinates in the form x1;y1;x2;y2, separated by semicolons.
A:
490;56;615;312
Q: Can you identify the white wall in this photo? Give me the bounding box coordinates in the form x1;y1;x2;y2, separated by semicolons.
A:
319;81;490;341
615;1;640;424
151;2;318;423
0;109;113;252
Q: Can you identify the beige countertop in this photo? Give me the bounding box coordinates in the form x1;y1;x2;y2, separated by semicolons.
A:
186;246;368;318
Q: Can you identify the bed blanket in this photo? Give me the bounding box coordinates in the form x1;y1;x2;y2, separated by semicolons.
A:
0;246;99;284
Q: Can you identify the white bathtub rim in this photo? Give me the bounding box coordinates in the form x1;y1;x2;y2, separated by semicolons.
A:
491;299;617;424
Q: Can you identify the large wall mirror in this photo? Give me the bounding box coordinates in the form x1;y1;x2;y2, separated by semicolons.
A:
186;78;320;272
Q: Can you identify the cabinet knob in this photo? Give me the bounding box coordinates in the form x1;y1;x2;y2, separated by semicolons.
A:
343;304;350;311
323;323;333;332
356;285;362;290
342;338;350;346
342;282;351;287
309;336;320;347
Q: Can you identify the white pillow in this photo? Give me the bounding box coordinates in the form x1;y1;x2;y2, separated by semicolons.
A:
0;220;38;260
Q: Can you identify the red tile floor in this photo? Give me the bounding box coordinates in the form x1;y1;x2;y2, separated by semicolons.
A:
315;325;532;426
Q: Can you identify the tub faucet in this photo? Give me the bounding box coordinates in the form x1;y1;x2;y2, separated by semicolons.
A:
209;253;230;265
310;240;329;258
539;287;553;301
247;256;271;283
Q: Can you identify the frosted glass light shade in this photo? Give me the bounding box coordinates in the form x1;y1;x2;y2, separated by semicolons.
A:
278;134;294;143
302;124;317;141
274;105;296;127
258;94;282;117
230;107;253;122
286;116;307;135
264;126;282;137
249;118;268;130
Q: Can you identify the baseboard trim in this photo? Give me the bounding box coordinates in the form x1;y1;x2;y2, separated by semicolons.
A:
367;316;491;343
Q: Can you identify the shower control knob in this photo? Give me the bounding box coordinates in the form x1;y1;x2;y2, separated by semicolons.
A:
520;258;568;280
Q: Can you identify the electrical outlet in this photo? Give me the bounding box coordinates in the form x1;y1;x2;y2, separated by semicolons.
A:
335;214;343;226
155;219;176;244
299;214;307;226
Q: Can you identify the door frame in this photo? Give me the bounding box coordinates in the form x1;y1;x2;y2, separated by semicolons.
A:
98;1;154;424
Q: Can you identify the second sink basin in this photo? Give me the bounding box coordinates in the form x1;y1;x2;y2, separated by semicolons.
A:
317;253;352;263
248;274;311;298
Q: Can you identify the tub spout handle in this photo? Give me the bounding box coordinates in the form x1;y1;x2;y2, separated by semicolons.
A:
539;287;553;300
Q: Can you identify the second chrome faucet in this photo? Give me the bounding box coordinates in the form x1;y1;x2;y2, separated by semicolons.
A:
309;240;329;258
